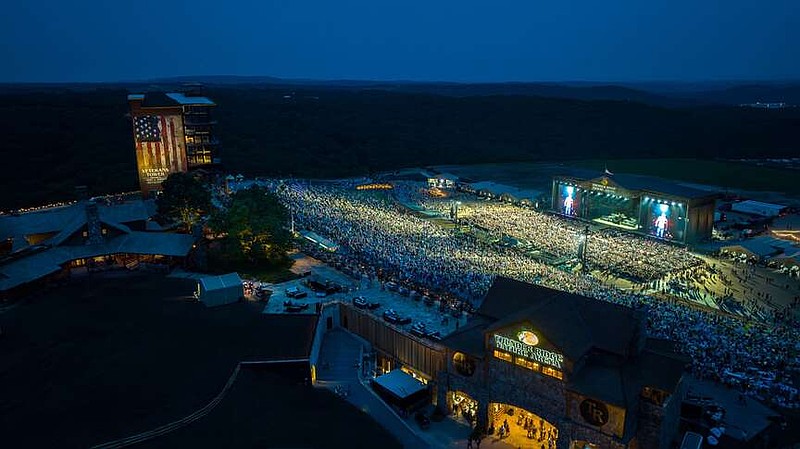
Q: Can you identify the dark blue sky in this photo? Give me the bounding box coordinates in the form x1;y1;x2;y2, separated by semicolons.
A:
2;0;798;83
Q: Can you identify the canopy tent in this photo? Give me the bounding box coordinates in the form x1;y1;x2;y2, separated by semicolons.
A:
299;230;339;252
370;369;429;411
196;272;244;307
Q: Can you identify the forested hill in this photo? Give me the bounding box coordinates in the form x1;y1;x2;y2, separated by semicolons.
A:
1;86;798;209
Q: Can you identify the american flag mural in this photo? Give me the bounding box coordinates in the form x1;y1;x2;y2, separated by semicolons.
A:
133;114;188;192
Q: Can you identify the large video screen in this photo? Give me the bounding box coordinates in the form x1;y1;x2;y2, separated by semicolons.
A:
643;200;686;242
557;184;581;217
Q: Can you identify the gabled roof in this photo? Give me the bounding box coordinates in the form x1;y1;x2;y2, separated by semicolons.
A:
0;232;195;291
198;273;242;292
479;277;643;360
440;317;491;358
0;200;155;250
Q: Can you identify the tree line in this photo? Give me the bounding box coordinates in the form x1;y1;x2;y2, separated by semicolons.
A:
1;86;798;209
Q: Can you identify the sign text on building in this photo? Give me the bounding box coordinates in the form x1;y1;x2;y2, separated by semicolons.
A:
493;334;564;369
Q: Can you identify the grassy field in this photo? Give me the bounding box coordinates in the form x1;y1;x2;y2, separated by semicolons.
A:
569;158;800;196
0;273;400;449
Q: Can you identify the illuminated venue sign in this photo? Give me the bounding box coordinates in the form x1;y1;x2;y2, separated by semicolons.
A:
492;333;564;369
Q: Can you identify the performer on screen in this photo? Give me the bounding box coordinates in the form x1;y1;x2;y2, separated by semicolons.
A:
563;186;575;216
654;204;669;238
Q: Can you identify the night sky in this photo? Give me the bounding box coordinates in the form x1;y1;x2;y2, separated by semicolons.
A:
1;0;798;83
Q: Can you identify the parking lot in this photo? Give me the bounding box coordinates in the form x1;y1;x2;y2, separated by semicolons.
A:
253;256;468;338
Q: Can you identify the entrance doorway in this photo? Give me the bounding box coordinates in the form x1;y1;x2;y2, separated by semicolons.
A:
449;391;478;426
488;402;558;449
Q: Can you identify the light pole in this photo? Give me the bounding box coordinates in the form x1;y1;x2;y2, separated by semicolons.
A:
577;225;590;272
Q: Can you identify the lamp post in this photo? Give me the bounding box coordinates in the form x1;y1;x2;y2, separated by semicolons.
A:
578;225;590;273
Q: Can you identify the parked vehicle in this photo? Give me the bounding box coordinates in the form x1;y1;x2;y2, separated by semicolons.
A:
305;279;341;295
286;286;307;298
383;309;411;325
409;322;427;338
353;296;381;310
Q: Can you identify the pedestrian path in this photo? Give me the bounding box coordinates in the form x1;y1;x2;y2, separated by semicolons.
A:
316;329;431;449
316;329;522;449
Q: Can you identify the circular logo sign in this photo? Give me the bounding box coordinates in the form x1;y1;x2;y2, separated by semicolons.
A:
517;330;539;346
580;399;609;426
601;178;609;186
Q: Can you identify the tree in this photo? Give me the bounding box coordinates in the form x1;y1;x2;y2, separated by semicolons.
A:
156;173;211;228
209;186;292;266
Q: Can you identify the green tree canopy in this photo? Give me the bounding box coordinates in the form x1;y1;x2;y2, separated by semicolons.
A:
156;172;212;228
209;186;292;266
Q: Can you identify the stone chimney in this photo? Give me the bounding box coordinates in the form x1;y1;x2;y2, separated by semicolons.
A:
84;201;104;245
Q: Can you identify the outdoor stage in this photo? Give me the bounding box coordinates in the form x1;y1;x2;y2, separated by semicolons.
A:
552;173;718;244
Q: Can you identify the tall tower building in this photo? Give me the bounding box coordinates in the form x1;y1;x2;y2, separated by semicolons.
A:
128;88;220;196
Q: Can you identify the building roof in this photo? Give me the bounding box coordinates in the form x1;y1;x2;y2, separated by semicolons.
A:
478;277;643;360
440;318;491;358
721;235;794;259
772;214;800;231
129;92;215;108
165;92;216;105
731;200;787;217
0;232;195;291
198;273;242;292
0;199;155;246
467;181;540;201
569;359;628;406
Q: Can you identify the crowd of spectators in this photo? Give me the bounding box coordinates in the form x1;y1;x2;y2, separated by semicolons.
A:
261;180;799;409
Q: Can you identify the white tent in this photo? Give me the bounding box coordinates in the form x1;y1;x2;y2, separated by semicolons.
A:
196;273;244;307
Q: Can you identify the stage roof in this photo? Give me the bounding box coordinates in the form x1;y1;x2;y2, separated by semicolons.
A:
557;172;716;200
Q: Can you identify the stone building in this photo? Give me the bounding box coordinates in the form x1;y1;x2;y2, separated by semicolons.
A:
437;277;688;449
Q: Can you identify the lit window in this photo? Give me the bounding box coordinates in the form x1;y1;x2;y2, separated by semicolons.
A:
514;357;540;371
493;350;512;363
542;366;563;380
